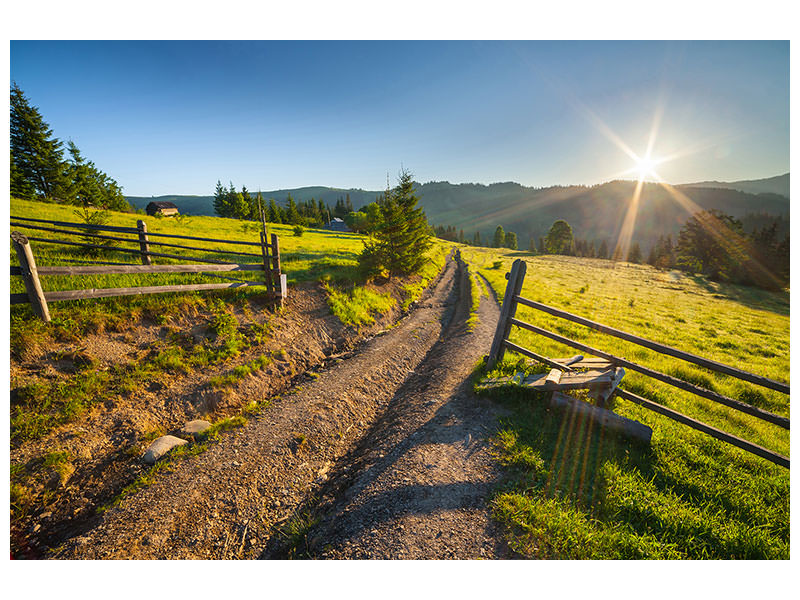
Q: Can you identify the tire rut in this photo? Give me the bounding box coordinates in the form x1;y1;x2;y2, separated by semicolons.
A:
265;255;511;559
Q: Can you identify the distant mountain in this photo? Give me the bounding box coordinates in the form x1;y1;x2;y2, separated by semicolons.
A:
683;173;789;198
127;176;789;251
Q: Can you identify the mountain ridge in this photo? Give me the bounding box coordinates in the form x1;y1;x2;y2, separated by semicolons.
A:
126;174;789;250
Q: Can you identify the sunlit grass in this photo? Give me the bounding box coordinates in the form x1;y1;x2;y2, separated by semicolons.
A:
463;247;789;559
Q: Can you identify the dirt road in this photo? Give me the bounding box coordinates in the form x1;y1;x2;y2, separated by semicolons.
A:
54;252;510;559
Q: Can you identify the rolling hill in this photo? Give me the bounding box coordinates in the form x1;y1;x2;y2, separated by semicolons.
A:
683;173;789;198
127;176;789;251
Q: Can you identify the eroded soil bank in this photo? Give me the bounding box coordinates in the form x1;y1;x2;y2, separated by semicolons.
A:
11;267;441;558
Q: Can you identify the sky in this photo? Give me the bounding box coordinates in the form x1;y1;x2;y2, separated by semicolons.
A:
9;40;790;196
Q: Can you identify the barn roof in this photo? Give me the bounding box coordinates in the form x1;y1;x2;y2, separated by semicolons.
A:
148;201;179;209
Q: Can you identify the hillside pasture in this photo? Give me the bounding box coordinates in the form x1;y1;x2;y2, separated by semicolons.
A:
462;247;789;559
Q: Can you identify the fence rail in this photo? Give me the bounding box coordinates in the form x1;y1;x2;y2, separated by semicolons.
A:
487;259;790;469
10;214;286;320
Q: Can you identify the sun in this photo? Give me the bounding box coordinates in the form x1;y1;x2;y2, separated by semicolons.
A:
632;154;662;181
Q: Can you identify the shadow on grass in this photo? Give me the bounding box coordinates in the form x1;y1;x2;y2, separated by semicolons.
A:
482;384;789;559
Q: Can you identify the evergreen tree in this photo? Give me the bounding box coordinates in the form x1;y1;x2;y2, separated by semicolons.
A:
10;150;35;200
473;231;482;246
268;197;283;223
493;226;506;248
505;231;518;250
545;220;574;254
11;82;69;200
285;194;302;225
458;229;465;244
598;239;609;259
538;237;546;254
213;180;230;217
629;242;642;264
359;169;432;278
528;237;538;254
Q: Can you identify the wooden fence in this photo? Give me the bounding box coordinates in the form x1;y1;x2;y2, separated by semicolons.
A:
487;258;790;469
10;214;286;321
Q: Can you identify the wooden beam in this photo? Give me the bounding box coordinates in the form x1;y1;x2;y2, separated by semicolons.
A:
616;388;789;469
41;281;264;302
508;318;790;430
11;214;268;247
487;259;526;368
501;340;574;372
11;232;50;321
514;295;789;395
549;392;652;445
35;263;267;275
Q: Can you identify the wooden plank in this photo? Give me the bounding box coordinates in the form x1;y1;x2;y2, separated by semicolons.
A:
35;263;266;275
11;232;50;321
502;340;574;372
42;281;264;302
553;357;615;370
21;236;242;265
524;370;614;391
11;221;140;246
279;273;287;299
549;392;652;445
545;369;563;385
514;295;789;395
486;259;524;369
593;367;625;408
507;319;790;430
615;388;788;469
10;214;136;233
11;215;268;247
10;292;31;305
10;266;22;276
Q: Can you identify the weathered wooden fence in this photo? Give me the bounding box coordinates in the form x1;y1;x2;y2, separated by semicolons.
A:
488;258;790;469
10;214;286;321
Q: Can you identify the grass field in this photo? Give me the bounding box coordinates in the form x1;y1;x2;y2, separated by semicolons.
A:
9;198;451;443
462;247;789;559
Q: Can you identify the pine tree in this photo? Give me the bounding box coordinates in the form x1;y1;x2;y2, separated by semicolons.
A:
285;194;301;225
538;237;546;254
629;242;642;264
598;239;609;259
10;151;35;200
359;169;432;278
213;180;229;217
268;197;283;223
10;82;68;200
528;237;537;254
505;231;518;250
493;226;505;248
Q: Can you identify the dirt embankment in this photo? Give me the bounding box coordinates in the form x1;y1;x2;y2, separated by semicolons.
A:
11;268;437;559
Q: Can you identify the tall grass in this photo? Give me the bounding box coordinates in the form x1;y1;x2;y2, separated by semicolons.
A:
463;247;789;559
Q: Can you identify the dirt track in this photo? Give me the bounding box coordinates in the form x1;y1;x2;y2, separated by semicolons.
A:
53;252;510;559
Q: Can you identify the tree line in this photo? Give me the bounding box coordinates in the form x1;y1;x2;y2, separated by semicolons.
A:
10;83;130;212
435;211;788;291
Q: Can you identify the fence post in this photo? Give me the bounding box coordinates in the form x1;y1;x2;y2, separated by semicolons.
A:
137;220;151;265
487;259;527;369
270;233;283;306
11;232;51;322
260;231;274;293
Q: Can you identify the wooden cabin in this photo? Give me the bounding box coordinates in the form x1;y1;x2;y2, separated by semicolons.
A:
146;201;180;217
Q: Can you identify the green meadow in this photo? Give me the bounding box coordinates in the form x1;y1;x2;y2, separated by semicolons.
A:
9;198;450;444
462;247;789;559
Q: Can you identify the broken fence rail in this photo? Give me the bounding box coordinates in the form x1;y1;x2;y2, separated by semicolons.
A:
486;258;790;469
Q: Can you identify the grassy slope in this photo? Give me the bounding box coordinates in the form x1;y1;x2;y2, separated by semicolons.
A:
462;247;789;559
9;198;451;441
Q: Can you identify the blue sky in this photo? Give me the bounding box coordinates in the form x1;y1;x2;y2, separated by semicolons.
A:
10;40;789;196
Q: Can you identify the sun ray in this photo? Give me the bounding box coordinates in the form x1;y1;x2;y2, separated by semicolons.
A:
613;178;645;261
